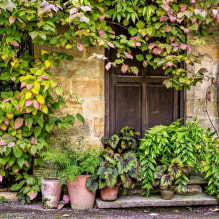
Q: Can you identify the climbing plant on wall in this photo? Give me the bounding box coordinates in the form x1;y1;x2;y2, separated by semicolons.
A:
0;0;218;202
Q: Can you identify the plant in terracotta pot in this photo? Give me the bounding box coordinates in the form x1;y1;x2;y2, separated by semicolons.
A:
41;137;101;210
153;158;188;200
87;126;140;201
40;166;62;209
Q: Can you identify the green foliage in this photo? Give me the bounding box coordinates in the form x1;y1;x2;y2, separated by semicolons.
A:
0;196;7;203
101;126;140;153
200;130;219;199
138;118;219;197
0;0;218;202
41;138;101;186
154;158;186;188
94;126;140;191
10;173;40;204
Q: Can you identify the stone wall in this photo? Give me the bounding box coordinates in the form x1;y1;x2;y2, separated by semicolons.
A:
186;35;219;131
34;34;219;146
34;44;105;146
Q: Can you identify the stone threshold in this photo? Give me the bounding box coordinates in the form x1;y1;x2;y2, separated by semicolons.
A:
0;192;18;201
96;193;218;208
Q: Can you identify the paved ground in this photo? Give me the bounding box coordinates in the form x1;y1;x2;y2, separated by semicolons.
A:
0;202;219;219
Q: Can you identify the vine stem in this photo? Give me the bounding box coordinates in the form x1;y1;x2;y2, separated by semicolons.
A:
205;84;219;139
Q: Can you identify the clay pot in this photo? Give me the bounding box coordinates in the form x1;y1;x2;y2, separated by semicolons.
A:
67;175;96;210
160;187;175;200
100;186;119;201
41;178;61;209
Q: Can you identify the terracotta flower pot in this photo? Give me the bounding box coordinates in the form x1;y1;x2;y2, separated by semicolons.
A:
160;187;175;200
100;186;119;201
41;178;61;209
67;175;96;210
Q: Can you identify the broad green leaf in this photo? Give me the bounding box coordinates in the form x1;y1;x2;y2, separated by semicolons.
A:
45;124;53;132
13;146;23;158
30;31;38;39
136;21;145;29
10;180;25;191
76;113;84;124
39;33;46;40
17;157;25;168
136;54;144;61
0;158;7;165
34;126;41;137
1;91;13;99
25;118;33;130
128;27;138;36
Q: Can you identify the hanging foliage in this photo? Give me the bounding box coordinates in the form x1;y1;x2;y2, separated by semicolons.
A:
0;0;218;202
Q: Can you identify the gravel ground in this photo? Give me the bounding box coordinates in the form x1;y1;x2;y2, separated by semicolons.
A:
0;202;219;219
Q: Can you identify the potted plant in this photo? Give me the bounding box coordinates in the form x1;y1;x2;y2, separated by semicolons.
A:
153;158;188;200
41;138;101;210
87;126;140;201
40;167;62;209
138;118;207;197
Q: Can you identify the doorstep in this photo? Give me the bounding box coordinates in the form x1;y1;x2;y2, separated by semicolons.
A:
96;193;218;208
0;192;18;201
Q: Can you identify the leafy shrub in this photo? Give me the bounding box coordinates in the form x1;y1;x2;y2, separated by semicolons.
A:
138;118;219;198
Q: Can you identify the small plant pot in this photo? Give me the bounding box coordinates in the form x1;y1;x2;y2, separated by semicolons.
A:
41;178;61;209
67;175;96;210
100;186;119;201
160;187;175;200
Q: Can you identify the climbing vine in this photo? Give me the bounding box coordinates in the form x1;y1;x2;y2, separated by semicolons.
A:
0;0;218;202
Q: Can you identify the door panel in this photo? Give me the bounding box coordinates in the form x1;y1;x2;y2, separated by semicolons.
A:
115;84;142;132
105;65;184;136
146;84;174;129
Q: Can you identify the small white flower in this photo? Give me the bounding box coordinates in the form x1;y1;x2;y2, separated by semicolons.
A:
70;7;77;15
80;6;92;12
212;9;218;15
201;11;207;18
194;9;201;15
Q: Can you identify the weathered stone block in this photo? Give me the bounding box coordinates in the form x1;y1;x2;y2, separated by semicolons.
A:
193;99;207;118
0;192;18;201
94;118;104;137
185;99;194;117
71;78;104;98
195;45;219;61
51;59;103;79
83;99;104;119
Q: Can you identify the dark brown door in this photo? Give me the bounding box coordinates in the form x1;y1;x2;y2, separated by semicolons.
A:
105;53;184;137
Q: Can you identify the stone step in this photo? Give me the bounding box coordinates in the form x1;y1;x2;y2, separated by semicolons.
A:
96;193;218;208
188;175;208;185
0;192;18;201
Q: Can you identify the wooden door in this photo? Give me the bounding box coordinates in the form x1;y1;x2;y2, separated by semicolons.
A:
105;53;184;137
